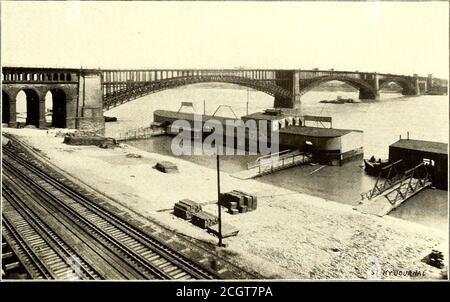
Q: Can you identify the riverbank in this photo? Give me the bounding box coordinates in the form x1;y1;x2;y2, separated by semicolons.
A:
2;128;448;279
127;136;449;232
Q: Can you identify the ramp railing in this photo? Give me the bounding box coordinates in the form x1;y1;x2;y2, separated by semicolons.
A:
248;149;294;169
384;163;430;205
252;150;312;176
361;159;404;200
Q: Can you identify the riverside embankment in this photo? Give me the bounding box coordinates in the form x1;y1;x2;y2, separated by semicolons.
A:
2;127;447;279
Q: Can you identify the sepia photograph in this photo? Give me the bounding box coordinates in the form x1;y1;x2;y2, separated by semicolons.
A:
0;0;449;293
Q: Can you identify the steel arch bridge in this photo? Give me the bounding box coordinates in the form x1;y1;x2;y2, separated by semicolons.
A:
102;74;292;110
100;68;442;111
2;66;447;133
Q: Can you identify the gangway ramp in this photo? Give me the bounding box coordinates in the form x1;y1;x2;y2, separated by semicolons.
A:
231;150;312;180
356;162;432;217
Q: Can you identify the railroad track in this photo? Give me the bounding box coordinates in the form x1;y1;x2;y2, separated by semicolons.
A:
2;147;220;280
2;187;101;280
2;233;33;279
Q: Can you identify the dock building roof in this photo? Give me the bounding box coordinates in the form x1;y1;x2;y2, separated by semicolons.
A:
390;139;448;155
278;126;361;138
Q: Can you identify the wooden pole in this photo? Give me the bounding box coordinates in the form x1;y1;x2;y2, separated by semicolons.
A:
216;151;223;247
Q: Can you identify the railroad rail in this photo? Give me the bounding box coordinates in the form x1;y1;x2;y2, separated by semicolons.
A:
2;184;100;280
2;233;34;279
2;147;220;280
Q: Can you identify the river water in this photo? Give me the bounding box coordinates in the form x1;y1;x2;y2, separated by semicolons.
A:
105;84;448;231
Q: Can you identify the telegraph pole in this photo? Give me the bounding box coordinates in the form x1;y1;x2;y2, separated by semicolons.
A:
216;151;224;247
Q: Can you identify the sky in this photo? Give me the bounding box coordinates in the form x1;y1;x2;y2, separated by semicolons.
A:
1;1;449;78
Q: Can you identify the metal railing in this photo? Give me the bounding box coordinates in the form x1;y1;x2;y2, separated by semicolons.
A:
247;149;294;170
361;160;431;203
248;150;311;176
361;159;404;200
384;163;430;205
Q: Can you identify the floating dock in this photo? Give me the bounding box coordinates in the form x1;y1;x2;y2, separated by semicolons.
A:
153;108;364;166
277;125;363;166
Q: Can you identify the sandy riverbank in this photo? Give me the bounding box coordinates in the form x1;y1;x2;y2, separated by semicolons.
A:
125;136;449;232
2;128;448;280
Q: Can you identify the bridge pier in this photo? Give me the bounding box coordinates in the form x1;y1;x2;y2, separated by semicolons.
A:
359;88;379;100
8;99;16;127
292;70;301;112
65;93;78;129
413;76;423;95
38;99;46;128
1;90;16;127
427;74;433;93
359;73;379;100
273;70;301;114
76;70;105;134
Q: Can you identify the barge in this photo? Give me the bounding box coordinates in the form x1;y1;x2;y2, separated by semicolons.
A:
320;96;356;104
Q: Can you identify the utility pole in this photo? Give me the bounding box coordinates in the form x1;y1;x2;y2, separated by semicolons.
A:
216;151;224;247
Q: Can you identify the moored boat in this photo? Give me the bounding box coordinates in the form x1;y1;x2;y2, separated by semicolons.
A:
364;157;390;176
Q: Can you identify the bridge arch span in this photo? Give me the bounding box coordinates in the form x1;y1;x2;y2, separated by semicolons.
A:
15;88;41;127
103;75;292;110
299;75;378;99
2;83;78;128
378;77;416;95
44;88;67;128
